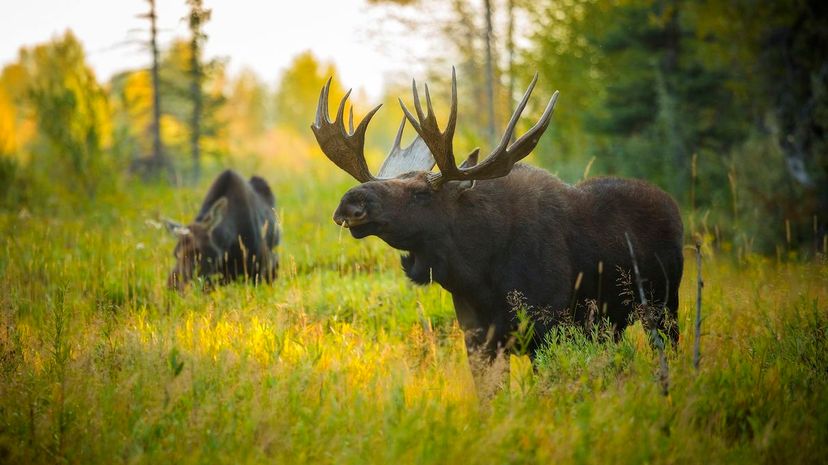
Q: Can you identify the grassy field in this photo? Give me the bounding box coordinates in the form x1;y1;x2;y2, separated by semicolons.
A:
0;166;826;464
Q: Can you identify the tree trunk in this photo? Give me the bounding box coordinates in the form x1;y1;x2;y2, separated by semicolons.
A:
660;0;684;175
148;0;166;175
190;33;202;183
187;0;209;184
506;0;515;142
483;0;497;147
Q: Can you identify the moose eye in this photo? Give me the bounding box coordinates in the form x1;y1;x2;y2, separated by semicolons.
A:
412;191;431;203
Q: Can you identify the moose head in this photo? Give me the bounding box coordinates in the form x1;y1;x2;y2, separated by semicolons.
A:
312;68;559;255
165;197;228;290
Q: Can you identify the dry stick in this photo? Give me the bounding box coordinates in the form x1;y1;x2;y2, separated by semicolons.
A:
624;232;669;396
693;242;703;370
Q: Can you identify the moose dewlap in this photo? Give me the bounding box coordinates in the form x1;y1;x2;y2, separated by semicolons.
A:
312;68;683;386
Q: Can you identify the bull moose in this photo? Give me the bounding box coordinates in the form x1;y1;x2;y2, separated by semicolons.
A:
165;169;280;290
312;69;683;384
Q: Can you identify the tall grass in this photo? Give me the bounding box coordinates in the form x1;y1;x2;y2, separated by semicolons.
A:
0;169;826;464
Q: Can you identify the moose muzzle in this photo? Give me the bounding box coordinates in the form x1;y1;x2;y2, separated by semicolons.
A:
333;199;369;228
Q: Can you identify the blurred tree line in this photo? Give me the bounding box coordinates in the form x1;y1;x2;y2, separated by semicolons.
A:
0;0;825;255
0;34;351;205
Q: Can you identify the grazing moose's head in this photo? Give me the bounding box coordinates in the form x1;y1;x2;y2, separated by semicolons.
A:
312;67;559;253
165;197;228;290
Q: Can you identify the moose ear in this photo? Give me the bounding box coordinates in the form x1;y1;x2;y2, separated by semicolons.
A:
459;148;480;169
163;218;190;237
453;149;480;190
202;197;228;231
452;149;481;190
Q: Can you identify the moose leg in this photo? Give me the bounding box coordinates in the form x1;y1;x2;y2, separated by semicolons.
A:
640;287;680;350
647;267;681;349
453;295;509;398
652;251;682;348
259;250;279;284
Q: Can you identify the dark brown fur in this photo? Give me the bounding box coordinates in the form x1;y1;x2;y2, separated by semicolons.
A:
168;169;279;290
334;164;683;361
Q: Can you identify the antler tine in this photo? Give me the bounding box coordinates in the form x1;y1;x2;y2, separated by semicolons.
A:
493;73;538;153
412;79;427;123
315;77;332;126
393;116;406;150
399;98;421;132
336;89;353;135
322;78;332;121
348;106;355;134
447;66;458;139
355;103;383;135
505;90;559;159
424;83;435;118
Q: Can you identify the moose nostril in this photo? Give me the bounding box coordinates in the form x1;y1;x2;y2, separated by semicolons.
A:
333;202;366;226
351;205;366;219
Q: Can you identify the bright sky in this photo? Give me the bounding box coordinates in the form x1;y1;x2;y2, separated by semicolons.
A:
0;0;419;98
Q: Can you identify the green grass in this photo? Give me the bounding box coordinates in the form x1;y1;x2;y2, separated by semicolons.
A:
0;169;826;464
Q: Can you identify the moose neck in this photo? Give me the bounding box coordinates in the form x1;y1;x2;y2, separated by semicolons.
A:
397;206;503;294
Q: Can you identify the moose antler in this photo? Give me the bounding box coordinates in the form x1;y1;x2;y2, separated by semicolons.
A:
377;117;435;178
311;78;435;183
399;67;559;188
311;78;381;182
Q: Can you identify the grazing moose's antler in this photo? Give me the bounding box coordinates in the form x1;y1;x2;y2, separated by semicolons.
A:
399;67;560;188
311;78;435;183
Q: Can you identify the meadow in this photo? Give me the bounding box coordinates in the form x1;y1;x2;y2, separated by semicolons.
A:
0;163;826;465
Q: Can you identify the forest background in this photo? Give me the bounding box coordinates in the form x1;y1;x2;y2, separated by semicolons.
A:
1;0;825;254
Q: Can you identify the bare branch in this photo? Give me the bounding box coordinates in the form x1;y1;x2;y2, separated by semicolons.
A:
694;242;703;371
